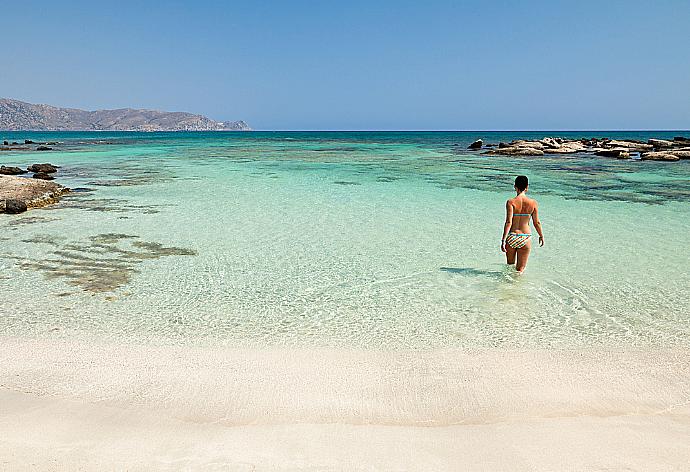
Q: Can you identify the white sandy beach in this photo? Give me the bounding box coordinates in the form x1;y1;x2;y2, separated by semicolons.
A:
1;337;689;470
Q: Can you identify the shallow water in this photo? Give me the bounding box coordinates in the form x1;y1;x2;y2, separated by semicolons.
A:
1;131;689;348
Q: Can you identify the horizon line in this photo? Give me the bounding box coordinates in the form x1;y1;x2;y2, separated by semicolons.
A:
4;129;690;133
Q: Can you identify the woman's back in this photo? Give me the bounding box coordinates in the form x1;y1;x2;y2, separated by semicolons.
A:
508;195;537;234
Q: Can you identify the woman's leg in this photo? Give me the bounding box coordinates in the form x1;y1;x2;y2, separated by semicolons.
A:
515;240;532;273
505;244;516;265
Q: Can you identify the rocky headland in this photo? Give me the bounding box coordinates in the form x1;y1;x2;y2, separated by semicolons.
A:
464;136;690;161
0;98;250;131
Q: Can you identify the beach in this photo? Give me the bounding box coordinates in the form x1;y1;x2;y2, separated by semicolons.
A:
1;131;689;470
2;338;690;470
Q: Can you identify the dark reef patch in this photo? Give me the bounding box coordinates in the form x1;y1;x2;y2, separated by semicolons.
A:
6;215;60;226
10;233;197;293
45;195;164;214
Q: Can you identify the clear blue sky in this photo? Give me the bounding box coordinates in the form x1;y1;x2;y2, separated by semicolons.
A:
2;0;689;130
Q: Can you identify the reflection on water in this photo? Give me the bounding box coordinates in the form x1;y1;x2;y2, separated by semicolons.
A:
439;267;507;278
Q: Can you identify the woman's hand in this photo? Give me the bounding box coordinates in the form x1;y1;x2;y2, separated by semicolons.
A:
539;236;545;247
501;240;506;253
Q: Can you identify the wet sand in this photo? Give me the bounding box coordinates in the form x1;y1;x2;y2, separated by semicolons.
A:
1;337;689;470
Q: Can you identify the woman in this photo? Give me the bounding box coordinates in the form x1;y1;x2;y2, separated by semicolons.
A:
501;175;544;273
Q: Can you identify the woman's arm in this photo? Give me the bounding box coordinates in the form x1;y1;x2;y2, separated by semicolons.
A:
532;203;545;246
501;200;513;252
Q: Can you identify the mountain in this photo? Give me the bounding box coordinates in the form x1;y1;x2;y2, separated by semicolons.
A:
0;98;250;131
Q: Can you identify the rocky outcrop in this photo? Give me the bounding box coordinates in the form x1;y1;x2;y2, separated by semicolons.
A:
641;152;680;161
468;139;483;150
671;150;690;159
485;146;544;156
595;149;630;159
27;163;58;173
33;172;54;180
3;199;27;214
0;165;26;175
468;135;690;162
0;174;69;212
648;139;674;149
0;98;251;131
606;140;653;152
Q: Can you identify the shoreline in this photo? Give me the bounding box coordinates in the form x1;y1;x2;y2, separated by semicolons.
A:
1;336;689;470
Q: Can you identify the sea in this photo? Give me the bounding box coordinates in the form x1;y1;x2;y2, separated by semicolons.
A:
1;131;689;349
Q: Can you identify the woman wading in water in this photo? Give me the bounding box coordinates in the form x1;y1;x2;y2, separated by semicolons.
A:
501;175;544;273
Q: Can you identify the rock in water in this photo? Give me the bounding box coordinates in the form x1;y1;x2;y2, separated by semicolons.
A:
670;150;690;159
485;147;544;156
3;199;28;214
641;152;680;161
27;163;58;173
648;139;674;149
36;146;53;151
595;149;630;159
2;141;8;146
33;172;55;180
24;140;34;144
468;139;483;150
0;165;26;175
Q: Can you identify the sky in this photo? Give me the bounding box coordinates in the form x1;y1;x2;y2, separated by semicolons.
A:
1;0;689;130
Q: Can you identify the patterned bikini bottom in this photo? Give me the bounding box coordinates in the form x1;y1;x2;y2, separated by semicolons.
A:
505;232;531;249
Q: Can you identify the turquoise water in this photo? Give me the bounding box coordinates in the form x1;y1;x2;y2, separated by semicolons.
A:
1;131;689;348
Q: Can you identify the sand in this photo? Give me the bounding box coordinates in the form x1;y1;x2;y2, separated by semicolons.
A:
1;337;689;470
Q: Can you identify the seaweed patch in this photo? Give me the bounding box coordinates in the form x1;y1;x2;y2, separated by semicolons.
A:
10;233;197;293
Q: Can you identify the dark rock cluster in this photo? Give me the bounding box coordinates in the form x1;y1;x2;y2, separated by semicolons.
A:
463;136;690;161
0;161;64;213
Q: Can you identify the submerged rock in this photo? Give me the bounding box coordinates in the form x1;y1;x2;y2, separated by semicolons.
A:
468;139;483;150
0;165;26;175
36;146;53;151
27;163;58;173
24;140;34;144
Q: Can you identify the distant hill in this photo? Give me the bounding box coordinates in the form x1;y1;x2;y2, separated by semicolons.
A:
0;98;251;131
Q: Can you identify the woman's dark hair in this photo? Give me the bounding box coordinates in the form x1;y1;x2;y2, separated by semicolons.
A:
515;175;528;191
